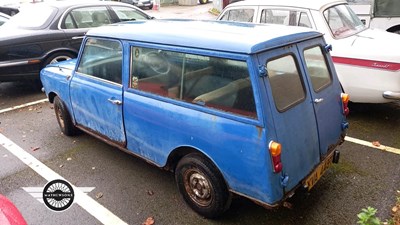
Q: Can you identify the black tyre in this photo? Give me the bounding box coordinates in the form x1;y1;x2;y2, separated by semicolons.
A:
54;96;77;136
199;0;208;4
175;153;231;218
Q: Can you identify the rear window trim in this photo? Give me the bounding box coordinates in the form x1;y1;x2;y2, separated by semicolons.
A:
266;52;307;113
303;44;333;93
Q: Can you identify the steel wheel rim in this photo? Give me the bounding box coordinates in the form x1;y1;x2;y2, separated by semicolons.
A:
50;56;71;64
55;104;65;129
183;168;213;207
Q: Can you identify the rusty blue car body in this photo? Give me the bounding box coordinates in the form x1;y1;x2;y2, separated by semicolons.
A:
41;20;348;217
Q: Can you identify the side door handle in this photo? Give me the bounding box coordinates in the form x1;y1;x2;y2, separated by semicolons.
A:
72;36;84;40
314;98;324;104
108;98;122;105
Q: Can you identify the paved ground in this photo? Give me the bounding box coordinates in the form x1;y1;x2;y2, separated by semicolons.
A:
1;3;400;225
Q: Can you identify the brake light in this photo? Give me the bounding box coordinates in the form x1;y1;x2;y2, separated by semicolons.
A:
341;93;350;116
269;141;282;173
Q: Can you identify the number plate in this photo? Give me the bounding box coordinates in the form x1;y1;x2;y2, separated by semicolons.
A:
303;152;334;191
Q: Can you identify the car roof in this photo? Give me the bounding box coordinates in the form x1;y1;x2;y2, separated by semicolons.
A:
227;0;347;10
26;0;135;10
87;19;322;54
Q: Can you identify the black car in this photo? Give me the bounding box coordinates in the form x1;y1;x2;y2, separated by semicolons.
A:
0;1;152;85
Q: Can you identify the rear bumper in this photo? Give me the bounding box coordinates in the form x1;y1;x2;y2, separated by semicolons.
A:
383;91;400;100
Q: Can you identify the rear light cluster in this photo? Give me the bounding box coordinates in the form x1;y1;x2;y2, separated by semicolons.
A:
341;93;350;116
269;141;282;173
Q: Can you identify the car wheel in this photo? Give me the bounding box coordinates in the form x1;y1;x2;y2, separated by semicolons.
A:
199;0;208;4
44;52;75;66
54;96;77;136
175;153;231;218
394;29;400;35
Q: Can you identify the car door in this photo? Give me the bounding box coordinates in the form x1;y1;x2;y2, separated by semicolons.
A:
258;44;321;192
296;39;345;157
69;38;126;145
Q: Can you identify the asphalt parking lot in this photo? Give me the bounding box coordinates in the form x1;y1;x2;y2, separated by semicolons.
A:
1;3;400;225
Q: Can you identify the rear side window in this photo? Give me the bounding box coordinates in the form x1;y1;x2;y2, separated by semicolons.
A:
77;38;122;84
130;47;257;118
62;7;111;29
219;9;254;22
267;55;306;111
260;9;312;28
304;46;332;92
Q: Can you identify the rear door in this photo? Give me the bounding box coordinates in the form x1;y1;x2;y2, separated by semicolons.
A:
296;39;345;157
258;44;321;191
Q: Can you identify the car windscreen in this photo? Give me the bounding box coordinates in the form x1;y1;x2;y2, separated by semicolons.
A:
4;4;58;29
323;4;366;39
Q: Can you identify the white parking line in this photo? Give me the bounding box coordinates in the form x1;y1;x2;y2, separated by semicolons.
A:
345;136;400;155
0;133;128;225
0;98;48;114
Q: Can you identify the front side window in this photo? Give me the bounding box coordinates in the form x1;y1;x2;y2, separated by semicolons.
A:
77;38;122;84
260;9;312;28
130;47;257;118
267;55;305;111
219;9;254;22
304;46;332;92
323;4;366;38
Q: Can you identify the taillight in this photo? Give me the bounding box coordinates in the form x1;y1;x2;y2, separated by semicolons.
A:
341;93;350;116
269;141;282;173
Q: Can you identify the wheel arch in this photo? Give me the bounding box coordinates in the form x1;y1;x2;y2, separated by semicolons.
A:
387;25;400;34
41;49;78;66
164;146;231;189
165;147;219;172
48;92;58;103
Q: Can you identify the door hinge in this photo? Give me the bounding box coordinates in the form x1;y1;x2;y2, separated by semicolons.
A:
324;44;332;53
258;65;267;77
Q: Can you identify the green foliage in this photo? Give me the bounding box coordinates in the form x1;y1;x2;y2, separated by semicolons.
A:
357;207;381;225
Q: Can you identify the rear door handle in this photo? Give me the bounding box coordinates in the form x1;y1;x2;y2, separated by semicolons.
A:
314;98;324;104
108;98;122;105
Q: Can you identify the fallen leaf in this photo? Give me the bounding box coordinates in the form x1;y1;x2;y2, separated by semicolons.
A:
59;164;64;168
147;190;154;196
393;206;398;214
31;147;40;151
372;141;381;147
96;192;103;199
142;217;155;225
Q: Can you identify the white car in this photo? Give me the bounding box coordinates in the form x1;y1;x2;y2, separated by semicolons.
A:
218;0;400;103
